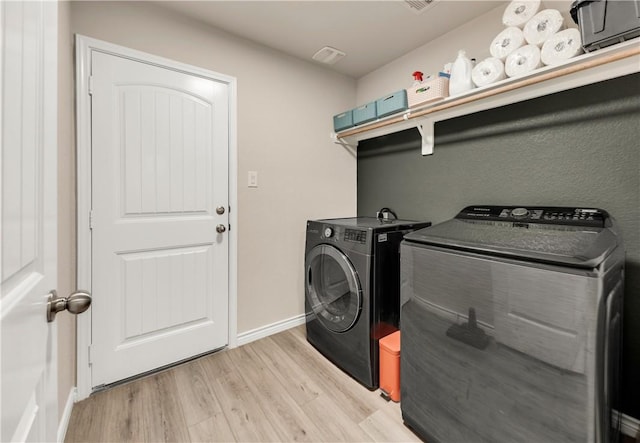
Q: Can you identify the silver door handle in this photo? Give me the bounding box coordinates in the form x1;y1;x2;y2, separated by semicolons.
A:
216;224;227;233
47;290;92;322
216;206;226;215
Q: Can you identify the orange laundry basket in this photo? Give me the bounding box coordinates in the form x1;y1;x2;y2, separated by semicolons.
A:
379;330;401;402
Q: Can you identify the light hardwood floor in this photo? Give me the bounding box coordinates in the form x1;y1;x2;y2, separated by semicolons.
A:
65;326;422;442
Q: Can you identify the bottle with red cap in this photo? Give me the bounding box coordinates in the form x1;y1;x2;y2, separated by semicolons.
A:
412;71;424;87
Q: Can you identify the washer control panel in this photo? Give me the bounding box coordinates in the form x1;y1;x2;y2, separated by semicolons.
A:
456;206;608;228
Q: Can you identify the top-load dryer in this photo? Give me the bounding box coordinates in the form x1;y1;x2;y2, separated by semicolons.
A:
400;206;624;443
305;217;430;389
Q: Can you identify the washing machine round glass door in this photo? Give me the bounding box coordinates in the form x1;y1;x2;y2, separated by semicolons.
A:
305;244;362;333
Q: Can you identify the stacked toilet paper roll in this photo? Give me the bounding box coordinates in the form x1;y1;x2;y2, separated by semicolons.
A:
502;0;542;28
472;58;506;87
505;45;543;78
523;9;565;46
490;27;525;61
541;28;583;65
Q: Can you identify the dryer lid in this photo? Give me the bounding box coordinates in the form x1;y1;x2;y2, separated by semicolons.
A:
403;206;621;268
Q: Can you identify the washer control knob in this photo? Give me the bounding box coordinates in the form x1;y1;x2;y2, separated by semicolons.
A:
324;227;334;238
511;207;529;218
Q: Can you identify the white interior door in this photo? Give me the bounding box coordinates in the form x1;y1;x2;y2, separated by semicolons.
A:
90;50;230;387
1;1;58;442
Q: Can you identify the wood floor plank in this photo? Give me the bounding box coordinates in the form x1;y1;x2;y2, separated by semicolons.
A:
173;359;222;427
300;392;372;442
139;370;190;442
64;391;107;442
175;358;236;441
246;336;321;406
227;344;325;442
359;407;422;442
99;382;145;442
199;351;281;442
288;324;307;341
271;328;378;423
188;414;236;443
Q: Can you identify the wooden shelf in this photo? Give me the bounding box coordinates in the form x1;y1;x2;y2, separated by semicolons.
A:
332;37;640;155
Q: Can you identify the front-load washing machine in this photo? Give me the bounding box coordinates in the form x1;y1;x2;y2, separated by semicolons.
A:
305;217;430;389
400;205;624;443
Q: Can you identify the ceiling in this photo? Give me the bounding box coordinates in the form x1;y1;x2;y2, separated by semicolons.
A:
155;1;503;78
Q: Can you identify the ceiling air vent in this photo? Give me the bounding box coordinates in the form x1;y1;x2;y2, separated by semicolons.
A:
312;46;346;65
404;0;437;14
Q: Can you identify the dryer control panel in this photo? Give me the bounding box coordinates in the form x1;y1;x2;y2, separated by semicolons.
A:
344;229;367;243
455;206;608;228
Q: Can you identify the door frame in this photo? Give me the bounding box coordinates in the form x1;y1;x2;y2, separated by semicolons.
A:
75;35;238;400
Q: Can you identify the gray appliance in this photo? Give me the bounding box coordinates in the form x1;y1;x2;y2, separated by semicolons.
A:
305;217;430;388
400;206;624;443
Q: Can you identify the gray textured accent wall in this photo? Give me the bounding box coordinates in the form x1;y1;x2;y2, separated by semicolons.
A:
357;73;640;419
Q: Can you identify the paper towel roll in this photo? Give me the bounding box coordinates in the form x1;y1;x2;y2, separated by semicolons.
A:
502;0;542;28
523;9;565;46
490;27;525;61
505;45;542;77
472;58;506;87
541;28;584;65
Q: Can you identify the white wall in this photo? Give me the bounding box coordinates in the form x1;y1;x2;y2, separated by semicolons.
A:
357;1;575;104
66;1;357;337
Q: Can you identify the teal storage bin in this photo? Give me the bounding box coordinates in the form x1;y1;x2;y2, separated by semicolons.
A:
376;90;408;118
333;110;354;132
353;102;377;126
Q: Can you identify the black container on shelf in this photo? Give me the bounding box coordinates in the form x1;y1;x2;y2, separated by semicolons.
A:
570;0;640;51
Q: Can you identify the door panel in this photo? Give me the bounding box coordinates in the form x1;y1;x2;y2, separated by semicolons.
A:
1;1;57;442
2;0;40;280
91;51;229;386
119;245;213;340
120;87;212;215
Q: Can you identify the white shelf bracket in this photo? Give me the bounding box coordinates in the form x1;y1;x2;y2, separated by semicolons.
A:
330;132;357;150
416;120;435;156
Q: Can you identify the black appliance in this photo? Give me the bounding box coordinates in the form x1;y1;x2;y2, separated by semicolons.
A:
305;217;430;388
400;205;624;443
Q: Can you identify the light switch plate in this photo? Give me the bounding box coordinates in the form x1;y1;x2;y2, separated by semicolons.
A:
248;171;258;188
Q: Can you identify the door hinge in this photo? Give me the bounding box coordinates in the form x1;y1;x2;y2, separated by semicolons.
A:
88;344;93;365
89;210;93;230
88;76;94;95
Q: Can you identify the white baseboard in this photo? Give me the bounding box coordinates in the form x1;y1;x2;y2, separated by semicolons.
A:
621;412;640;438
57;387;76;443
236;313;305;347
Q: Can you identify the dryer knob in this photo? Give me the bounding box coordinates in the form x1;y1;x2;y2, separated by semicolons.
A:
324;227;334;238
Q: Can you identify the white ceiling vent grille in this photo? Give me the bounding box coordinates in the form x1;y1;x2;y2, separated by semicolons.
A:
403;0;437;14
312;46;346;65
